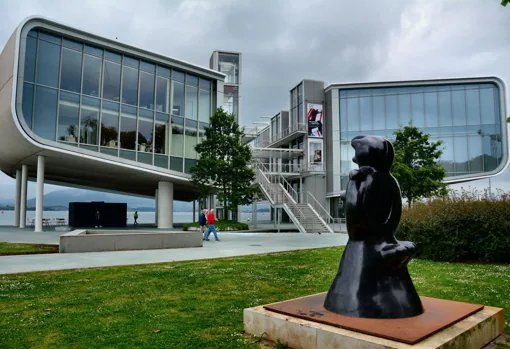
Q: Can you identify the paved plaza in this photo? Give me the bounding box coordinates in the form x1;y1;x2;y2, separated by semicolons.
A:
0;227;348;275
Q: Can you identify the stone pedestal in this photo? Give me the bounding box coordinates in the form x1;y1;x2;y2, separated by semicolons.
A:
244;293;504;349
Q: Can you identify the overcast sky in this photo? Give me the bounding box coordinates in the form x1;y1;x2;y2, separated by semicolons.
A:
0;0;509;197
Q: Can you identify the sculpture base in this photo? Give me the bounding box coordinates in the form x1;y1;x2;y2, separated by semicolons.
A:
244;293;504;349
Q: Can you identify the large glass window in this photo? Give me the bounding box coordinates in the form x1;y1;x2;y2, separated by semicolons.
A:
199;89;210;123
22;83;34;129
138;108;154;165
411;92;425;127
398;93;411;127
466;88;481;125
452;89;466;126
172;80;184;116
122;66;138;106
185;119;197;159
186;85;198;120
36;40;60;88
385;95;398;130
372;96;385;130
424;92;438;128
155;112;170;156
57;91;80;143
100;101;119;148
359;97;372;131
80;96;99;147
24;37;37;83
480;87;496;125
103;61;121;101
33;86;57;140
60;48;82;93
139;72;155;109
223;85;238;117
171;115;184;159
218;53;239;84
156;76;170;113
82;55;101;97
120;105;137;151
438;91;453;128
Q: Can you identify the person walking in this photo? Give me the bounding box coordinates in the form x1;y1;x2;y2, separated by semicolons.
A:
95;210;102;228
199;209;208;239
204;209;220;241
134;211;139;226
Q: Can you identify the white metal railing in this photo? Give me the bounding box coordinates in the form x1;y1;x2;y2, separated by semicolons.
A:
252;161;326;175
306;191;334;224
255;123;307;147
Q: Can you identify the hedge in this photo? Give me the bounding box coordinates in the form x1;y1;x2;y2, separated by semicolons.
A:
182;220;249;231
396;190;510;263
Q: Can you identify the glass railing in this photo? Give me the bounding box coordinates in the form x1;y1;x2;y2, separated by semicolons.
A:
254;123;306;147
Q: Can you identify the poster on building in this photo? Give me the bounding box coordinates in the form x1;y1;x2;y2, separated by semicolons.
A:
307;103;323;138
308;140;323;169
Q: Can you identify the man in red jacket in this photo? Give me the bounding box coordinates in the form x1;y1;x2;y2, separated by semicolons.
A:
204;209;220;241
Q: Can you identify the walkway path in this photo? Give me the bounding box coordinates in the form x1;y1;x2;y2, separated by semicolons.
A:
0;227;348;275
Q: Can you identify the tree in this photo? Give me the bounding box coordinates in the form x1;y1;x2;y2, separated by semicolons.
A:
392;123;447;208
190;108;257;220
502;0;509;7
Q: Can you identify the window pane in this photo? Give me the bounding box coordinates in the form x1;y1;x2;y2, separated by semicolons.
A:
198;89;210;124
120;105;137;150
339;98;347;134
138;108;154;157
105;50;121;63
200;78;211;90
139;72;155;109
438;91;452;127
171;115;184;157
36;40;60;88
186;74;198;86
185;159;196;174
57;91;80;143
466;88;481;125
33;86;57;140
156;66;170;79
454;136;468;175
121;66;138;106
100;101;119;148
223;85;238;117
156;77;169;113
398;94;411;127
63;38;82;51
140;61;155;73
82;55;101;97
411;92;425;127
39;31;61;45
60;48;82;93
372;96;385;130
28;29;37;38
24;36;37;83
155;113;170;154
346;97;359;132
359;97;372;131
441;137;454;176
84;44;103;58
172;70;185;82
424;92;438;127
22;83;34;129
186;85;198;119
103;61;121;101
443;90;463;129
468;135;483;173
172;80;184;116
385;95;398;130
170;157;183;172
218;53;239;84
80;96;99;146
199;122;207;147
185;119;197;159
298;103;304;125
123;56;139;69
480;87;496;125
154;154;168;169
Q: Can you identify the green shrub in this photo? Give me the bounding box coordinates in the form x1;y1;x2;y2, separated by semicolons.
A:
182;220;249;231
396;189;510;263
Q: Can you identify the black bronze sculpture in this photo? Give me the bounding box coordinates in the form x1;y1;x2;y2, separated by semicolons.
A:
324;135;424;319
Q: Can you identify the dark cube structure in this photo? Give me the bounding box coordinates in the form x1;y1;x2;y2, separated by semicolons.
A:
69;202;127;228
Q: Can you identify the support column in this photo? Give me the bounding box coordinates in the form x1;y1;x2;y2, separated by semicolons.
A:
193;200;196;223
14;170;21;227
19;165;28;228
155;189;158;226
157;181;173;229
35;156;45;232
253;200;257;229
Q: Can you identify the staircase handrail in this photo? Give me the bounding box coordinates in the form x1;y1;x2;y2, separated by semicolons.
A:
306;191;334;224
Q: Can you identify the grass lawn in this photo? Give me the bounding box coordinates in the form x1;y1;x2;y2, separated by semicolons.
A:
0;246;509;348
0;242;59;255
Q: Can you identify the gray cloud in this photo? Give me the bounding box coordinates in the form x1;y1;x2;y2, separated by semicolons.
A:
0;0;509;192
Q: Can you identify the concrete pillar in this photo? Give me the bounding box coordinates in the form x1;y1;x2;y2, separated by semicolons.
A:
157;181;173;229
35;156;45;232
19;165;28;228
155;189;158;226
193;200;196;223
14;170;21;227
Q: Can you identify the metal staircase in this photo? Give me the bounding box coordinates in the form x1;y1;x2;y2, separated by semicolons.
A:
254;161;333;234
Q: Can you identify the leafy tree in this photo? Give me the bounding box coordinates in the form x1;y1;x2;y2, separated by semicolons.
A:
392;123;447;208
502;0;509;7
190;108;257;220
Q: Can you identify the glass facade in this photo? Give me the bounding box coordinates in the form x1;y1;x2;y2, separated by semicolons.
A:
18;28;213;174
336;83;504;191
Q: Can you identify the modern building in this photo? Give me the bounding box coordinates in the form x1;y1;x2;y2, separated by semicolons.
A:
248;77;508;231
0;16;226;231
210;50;241;121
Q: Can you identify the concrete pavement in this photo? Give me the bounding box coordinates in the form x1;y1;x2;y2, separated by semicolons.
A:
0;227;348;275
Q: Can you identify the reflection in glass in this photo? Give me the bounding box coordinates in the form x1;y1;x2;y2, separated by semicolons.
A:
172;80;184;116
171;115;184;158
170;157;183;172
82;55;102;97
139;72;155;109
100;101;119;148
438;91;452;127
185;119;197;159
466;89;481;125
359;97;372;131
156;77;170;113
411;93;425;127
105;51;121;63
103;61;121;101
155;113;170;155
34;86;57;140
454;136;468;175
22;83;34;129
372;96;385;130
398;94;411;127
424;92;438;127
298;103;303;125
186;85;198;120
200;78;211;90
84;45;103;57
223;85;238;117
138;108;154;154
141;61;155;73
36;40;61;88
39;31;61;45
123;56;139;69
480;88;496;125
122;66;138;106
172;70;185;82
452;90;466;126
80;96;99;146
198;89;211;124
63;38;82;51
60;48;82;93
58;91;80;143
157;66;171;79
385;95;398;129
218;53;239;84
185;159;197;174
120;105;137;150
187;74;198;86
468;135;483;173
24;37;37;83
